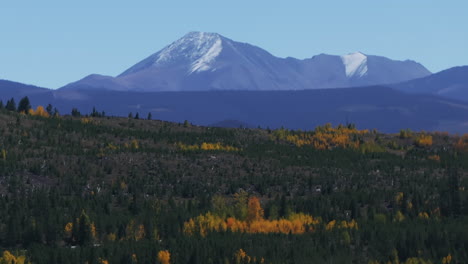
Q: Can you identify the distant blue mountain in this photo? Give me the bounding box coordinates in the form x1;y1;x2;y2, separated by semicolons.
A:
0;79;50;97
2;84;468;133
61;32;431;92
392;66;468;101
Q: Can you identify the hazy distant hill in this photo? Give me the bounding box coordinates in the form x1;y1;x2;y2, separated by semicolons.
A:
0;86;463;133
393;66;468;101
0;79;50;97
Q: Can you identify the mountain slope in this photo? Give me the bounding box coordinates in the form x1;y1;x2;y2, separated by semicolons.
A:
0;80;52;106
0;79;50;97
2;78;468;132
61;32;431;92
50;87;468;133
392;66;468;101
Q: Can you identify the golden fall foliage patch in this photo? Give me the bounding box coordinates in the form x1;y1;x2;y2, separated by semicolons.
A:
183;211;320;237
325;219;358;231
414;134;433;147
273;123;368;150
0;251;28;264
177;142;240;152
183;196;357;237
28;106;49;118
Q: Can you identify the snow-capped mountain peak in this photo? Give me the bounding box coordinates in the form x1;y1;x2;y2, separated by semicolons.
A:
341;52;368;78
119;32;224;76
156;32;223;66
186;33;223;73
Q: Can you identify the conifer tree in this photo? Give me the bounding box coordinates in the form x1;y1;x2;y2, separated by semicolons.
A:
71;108;81;117
17;96;31;113
77;210;95;246
5;98;16;111
46;104;53;115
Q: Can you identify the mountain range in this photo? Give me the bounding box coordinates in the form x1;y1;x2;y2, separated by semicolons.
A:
61;32;431;92
1;31;468;132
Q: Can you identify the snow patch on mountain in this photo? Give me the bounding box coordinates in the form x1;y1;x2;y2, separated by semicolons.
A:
189;37;222;73
341;52;368;77
154;32;223;69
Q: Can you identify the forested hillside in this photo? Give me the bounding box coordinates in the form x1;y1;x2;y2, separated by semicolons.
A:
0;100;467;264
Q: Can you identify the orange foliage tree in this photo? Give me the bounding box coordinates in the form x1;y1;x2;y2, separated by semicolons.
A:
0;250;28;264
157;250;171;264
28;105;49;117
455;134;468;152
247;197;264;222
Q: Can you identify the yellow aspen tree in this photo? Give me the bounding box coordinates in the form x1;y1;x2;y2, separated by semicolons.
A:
394;211;405;222
135;224;146;241
1;149;6;160
64;222;73;240
234;249;248;264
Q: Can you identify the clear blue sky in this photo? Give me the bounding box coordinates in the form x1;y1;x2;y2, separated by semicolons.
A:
1;0;467;88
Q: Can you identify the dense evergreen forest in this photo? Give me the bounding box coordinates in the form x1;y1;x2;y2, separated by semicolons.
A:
0;97;467;263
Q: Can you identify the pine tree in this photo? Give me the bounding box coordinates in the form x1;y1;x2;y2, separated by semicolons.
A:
91;107;98;117
147;112;152;120
17;96;31;113
5;98;16;111
71;108;81;117
134;112;139;119
77;210;94;246
449;168;461;217
46;104;53;115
